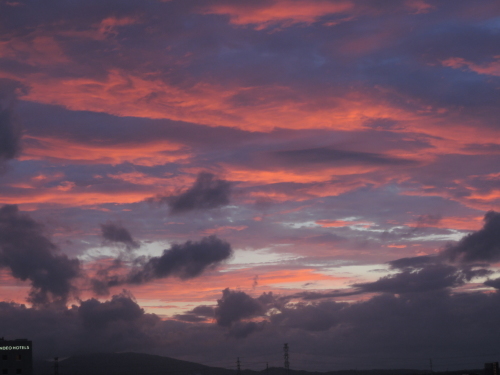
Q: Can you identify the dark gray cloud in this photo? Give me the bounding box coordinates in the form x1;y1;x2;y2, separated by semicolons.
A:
90;259;124;296
353;264;478;295
214;289;276;337
414;213;442;228
215;288;267;327
190;305;216;317
78;292;145;330
368;211;500;295
484;277;500;290
0;204;80;305
271;147;417;167
284;289;360;301
270;300;345;332
0;108;21;162
100;221;140;249
443;211;500;263
128;235;232;283
174;305;215;323
0;292;161;360
353;238;494;295
0;79;24;164
290;254;492;300
173;314;208;323
174;305;215;322
151;173;231;214
92;236;232;293
461;266;492;280
348;210;500;295
388;255;436;269
290;263;487;299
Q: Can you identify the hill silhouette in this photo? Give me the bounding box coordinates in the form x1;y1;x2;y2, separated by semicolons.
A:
34;352;233;375
33;352;482;375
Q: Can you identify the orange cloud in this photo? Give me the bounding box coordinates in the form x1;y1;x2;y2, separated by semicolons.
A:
0;188;153;208
0;36;70;66
126;267;345;304
233;166;406;203
201;0;353;29
404;215;484;231
405;0;435;14
228;168;332;185
442;56;500;77
402;188;500;212
316;219;374;228
21;135;190;166
436;216;484;231
225;164;386;186
304;178;379;197
0;65;424;133
202;226;248;235
233;173;400;204
468;190;500;202
98;16;138;36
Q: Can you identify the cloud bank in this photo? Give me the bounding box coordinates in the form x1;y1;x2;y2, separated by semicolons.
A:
0;205;80;305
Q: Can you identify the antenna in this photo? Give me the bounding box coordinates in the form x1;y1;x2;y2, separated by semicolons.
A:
54;357;59;375
429;358;433;374
284;344;290;375
237;357;241;375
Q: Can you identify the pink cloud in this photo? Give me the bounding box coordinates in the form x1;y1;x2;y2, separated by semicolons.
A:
201;0;353;29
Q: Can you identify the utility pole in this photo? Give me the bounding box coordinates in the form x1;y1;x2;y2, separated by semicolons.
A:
237;357;241;375
284;344;290;375
266;362;269;375
429;358;433;374
54;357;59;375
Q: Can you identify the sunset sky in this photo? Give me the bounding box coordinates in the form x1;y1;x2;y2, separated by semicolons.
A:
1;0;500;371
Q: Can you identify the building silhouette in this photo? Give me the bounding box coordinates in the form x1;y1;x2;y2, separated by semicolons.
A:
0;338;32;375
485;362;500;375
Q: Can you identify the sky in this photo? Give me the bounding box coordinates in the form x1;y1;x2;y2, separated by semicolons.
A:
1;0;500;371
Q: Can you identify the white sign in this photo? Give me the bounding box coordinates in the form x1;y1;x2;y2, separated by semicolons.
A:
0;346;30;350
